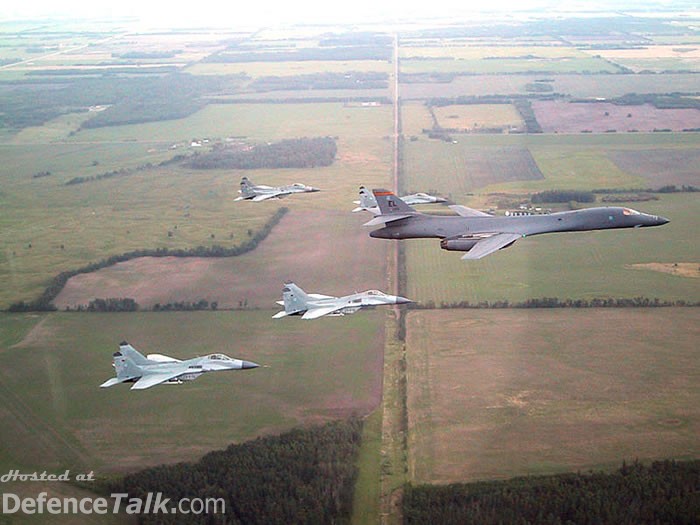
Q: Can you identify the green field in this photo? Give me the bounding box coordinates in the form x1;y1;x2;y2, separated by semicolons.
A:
406;308;700;483
0;310;385;473
402;133;700;305
187;60;391;77
400;73;700;100
433;104;524;131
403;133;700;196
0;102;393;308
400;56;618;75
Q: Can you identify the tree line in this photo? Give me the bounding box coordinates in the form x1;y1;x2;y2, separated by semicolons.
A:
187;137;337;170
7;208;288;312
403;459;700;525
109;418;363;525
65;154;189;186
410;297;699;310
531;190;596;203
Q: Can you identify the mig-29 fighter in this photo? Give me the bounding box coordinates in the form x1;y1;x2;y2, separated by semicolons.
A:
235;176;320;202
273;282;412;320
352;185;446;213
100;342;259;390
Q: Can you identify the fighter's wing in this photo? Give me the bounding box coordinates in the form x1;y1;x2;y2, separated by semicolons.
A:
449;205;493;217
146;354;182;363
130;369;187;390
307;293;336;300
460;233;522;260
252;193;281;201
301;305;344;319
100;376;135;388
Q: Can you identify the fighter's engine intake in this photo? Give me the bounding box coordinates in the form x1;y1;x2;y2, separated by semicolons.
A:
440;238;479;252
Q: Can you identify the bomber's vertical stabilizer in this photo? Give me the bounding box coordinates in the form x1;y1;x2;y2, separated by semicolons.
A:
373;189;416;215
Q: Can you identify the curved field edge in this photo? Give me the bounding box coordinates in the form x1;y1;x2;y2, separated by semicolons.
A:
8;208;288;312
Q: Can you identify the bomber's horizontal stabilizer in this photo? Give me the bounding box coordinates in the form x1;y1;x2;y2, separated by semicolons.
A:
364;214;413;227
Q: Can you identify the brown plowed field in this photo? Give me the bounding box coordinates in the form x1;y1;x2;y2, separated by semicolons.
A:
532;100;700;133
54;210;388;310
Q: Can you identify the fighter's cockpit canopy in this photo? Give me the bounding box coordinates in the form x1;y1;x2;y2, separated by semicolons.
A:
207;354;232;361
366;290;387;296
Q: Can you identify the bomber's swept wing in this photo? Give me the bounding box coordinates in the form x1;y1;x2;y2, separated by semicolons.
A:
131;370;187;390
448;205;493;217
460;233;522;260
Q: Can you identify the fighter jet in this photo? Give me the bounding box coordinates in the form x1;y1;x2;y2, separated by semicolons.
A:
352;185;446;213
235;176;320;201
100;342;259;390
365;189;669;260
272;282;412;320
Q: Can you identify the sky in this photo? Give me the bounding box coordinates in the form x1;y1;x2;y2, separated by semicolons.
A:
0;1;676;28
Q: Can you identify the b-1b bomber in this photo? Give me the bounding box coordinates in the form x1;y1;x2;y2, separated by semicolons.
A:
365;189;669;260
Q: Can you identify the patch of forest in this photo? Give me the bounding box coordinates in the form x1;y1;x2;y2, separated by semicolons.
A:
403;460;700;525
109;417;363;525
186;137;337;170
0;73;247;130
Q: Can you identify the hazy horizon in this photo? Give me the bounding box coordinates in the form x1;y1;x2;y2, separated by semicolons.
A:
1;0;698;29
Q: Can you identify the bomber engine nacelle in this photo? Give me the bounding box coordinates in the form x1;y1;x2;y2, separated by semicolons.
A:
440;238;479;252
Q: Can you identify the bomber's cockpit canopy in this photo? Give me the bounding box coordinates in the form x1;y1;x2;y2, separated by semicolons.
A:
622;208;642;216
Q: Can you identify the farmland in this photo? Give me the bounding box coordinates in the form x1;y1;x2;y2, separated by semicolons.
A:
406;308;700;483
532;100;700;133
433;104;524;133
401;72;700;100
1;8;700;523
0;310;385;473
0;101;392;308
54;210;387;310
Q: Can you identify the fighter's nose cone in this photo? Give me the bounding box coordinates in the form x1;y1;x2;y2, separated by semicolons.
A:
241;360;260;369
658;216;670;225
310;187;321;192
395;296;413;305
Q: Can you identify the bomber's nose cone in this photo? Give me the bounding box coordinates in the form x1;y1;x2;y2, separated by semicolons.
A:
657;216;670;225
241;360;260;369
395;296;413;305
